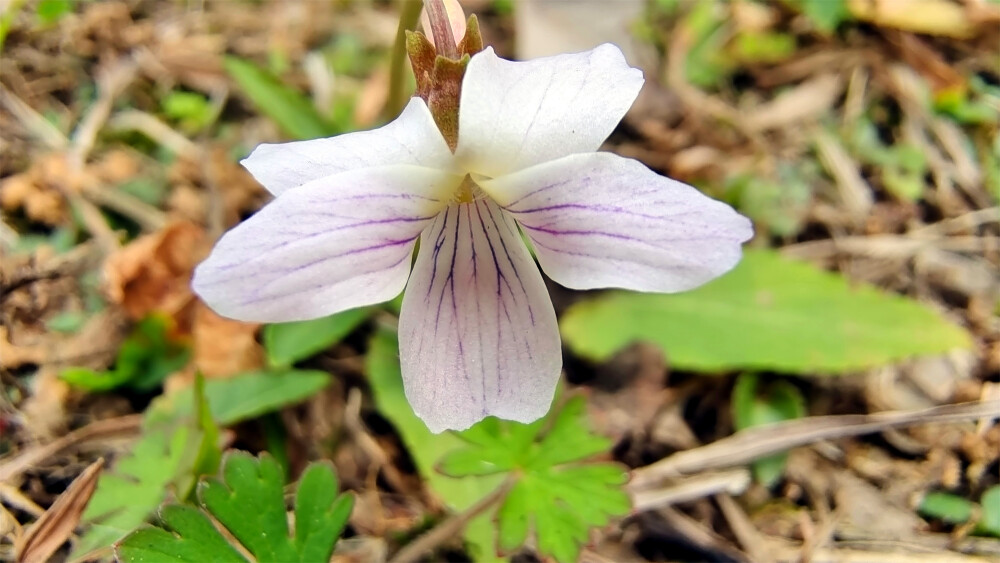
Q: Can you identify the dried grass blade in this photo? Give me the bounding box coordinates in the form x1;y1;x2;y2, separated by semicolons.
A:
14;458;104;563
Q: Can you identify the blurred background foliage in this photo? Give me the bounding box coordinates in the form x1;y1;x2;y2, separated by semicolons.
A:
1;0;998;562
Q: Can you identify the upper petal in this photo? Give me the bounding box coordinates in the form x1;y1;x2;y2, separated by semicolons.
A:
455;44;643;178
398;199;561;432
481;152;754;292
241;97;454;196
192;165;461;322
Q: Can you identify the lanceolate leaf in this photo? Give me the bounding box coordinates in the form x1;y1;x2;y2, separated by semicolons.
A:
561;249;972;374
263;307;371;368
147;369;331;426
224;56;334;140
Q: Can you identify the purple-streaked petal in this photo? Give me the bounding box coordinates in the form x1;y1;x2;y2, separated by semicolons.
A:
482;152;754;292
398;199;561;432
241;98;453;196
192;165;462;322
455;44;643;178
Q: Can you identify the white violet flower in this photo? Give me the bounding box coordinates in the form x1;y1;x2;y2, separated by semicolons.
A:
192;44;753;432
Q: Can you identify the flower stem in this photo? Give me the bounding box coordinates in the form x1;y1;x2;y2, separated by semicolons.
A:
387;475;516;563
424;0;459;59
386;0;424;119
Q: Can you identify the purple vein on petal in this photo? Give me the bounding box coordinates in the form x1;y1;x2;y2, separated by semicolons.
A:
483;202;536;326
234;240;416;306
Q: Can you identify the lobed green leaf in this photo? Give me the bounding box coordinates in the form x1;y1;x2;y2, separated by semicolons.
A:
116;453;352;563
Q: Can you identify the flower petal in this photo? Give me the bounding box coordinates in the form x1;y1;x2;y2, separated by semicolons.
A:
241;98;453;196
192;165;461;322
398;199;561;432
455;44;643;177
482;152;754;292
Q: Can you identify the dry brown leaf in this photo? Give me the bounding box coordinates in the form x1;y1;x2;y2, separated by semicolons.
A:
0;173;66;225
190;302;263;378
0;326;46;369
103;220;208;321
206;146;267;228
14;458;104;563
849;0;974;38
744;73;844;132
353;67;390;128
91;149;140;185
19;368;70;441
167;147;265;228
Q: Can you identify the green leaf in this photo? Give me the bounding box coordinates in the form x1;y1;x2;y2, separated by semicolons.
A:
724;164;814;237
116;453;353;563
74;425;194;559
46;310;87;333
682;1;733;89
731;374;805;486
918;491;975;524
732;32;797;63
977;486;1000;537
36;0;71;25
73;376;224;559
162;90;214;133
224;56;333;140
147;369;331;426
495;463;629;563
441;395;628;563
74;377;230;559
794;0;850;33
366;328;503;562
264;308;371;368
113;505;247;562
561;249;973;373
61;314;190;392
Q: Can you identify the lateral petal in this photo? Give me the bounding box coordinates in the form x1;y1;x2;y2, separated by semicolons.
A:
455;44;644;177
398;199;561;432
241;98;454;196
192;165;461;322
482;152;754;292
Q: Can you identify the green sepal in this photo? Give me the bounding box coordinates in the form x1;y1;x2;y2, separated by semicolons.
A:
428;54;469;151
458;14;483;56
405;30;437;99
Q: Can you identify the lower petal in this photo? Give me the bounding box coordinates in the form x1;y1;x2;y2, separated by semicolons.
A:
481;152;754;292
192;165;460;322
398;199;561;433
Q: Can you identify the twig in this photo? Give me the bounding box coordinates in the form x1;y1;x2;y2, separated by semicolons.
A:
0;415;142;483
715;493;773;563
60;185;120;253
106;110;199;159
814;128;873;224
388;476;516;563
0;84;67;150
68;58;137;169
80;184;167;232
628;469;751;513
909;206;1000;237
658;506;752;563
630;400;1000;489
781;234;1000;259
